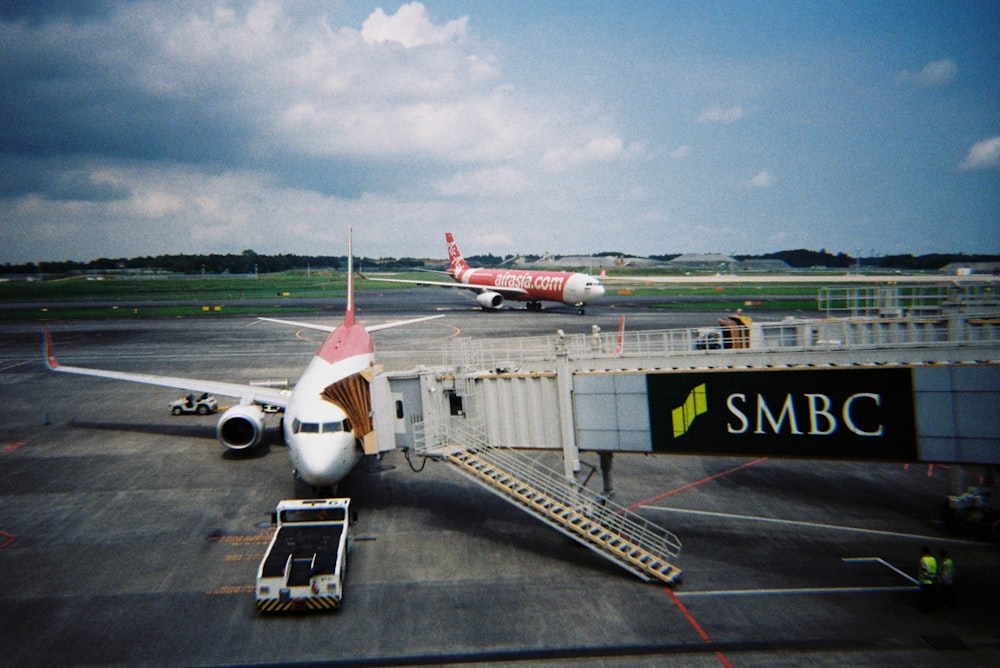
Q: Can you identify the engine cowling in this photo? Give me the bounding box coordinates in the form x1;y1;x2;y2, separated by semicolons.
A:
475;291;504;310
216;404;266;451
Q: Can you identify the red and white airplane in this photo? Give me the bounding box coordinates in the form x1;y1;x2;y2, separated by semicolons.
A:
365;232;606;315
44;229;441;490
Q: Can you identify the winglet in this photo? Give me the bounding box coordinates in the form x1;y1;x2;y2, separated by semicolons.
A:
345;226;355;328
43;324;61;370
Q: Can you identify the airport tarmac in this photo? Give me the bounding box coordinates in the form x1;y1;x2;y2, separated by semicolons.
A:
1;290;998;667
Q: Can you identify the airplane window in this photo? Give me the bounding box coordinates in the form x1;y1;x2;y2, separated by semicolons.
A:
293;419;350;434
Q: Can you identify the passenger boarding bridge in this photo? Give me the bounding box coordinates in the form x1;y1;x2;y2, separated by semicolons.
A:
364;286;999;583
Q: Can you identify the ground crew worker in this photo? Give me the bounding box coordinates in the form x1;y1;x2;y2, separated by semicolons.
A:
938;549;955;608
918;545;938;611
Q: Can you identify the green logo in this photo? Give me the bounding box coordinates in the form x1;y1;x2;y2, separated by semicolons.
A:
672;383;707;438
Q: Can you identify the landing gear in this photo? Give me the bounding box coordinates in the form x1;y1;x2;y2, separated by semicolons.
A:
292;470;336;498
577;308;585;315
526;301;542;312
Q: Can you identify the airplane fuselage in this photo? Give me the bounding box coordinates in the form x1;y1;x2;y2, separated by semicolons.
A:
283;321;374;489
443;232;605;311
454;267;604;306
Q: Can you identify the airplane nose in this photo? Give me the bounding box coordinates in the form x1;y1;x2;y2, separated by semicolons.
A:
590;283;606;299
294;433;357;488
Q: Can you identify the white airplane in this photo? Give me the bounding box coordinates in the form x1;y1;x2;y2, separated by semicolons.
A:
363;232;606;314
44;228;442;490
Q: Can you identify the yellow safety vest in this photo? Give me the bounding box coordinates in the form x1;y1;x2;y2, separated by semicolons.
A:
919;555;937;584
939;557;954;585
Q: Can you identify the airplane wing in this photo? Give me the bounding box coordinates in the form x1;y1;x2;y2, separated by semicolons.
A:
258;313;444;334
43;326;291;408
361;275;530;297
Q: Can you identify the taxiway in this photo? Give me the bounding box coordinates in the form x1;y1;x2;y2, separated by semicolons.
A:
1;290;997;666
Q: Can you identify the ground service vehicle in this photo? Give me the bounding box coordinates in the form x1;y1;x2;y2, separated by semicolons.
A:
169;392;218;415
256;498;351;612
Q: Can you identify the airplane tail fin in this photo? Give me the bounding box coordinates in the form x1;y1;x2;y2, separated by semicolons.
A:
345;227;356;328
43;324;61;370
444;232;471;276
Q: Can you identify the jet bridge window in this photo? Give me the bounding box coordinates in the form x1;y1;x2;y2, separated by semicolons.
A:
292;418;351;434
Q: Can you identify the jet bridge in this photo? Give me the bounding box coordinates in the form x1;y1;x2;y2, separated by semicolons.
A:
374;308;1000;469
369;295;999;580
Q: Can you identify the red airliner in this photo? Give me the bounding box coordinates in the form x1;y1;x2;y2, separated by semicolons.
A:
366;232;606;314
45;228;442;491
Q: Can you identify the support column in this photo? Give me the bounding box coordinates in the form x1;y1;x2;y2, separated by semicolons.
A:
599;451;615;500
555;334;579;482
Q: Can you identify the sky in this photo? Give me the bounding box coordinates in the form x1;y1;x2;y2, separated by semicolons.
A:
1;1;998;264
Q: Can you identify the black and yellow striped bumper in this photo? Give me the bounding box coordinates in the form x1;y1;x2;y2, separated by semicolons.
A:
256;596;341;613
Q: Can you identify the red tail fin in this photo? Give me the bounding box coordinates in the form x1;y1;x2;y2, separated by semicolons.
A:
444;232;470;277
43;324;61;369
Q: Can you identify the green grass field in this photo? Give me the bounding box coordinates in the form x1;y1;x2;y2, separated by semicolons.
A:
0;271;823;320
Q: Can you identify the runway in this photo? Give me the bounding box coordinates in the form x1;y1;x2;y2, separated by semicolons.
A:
1;289;997;666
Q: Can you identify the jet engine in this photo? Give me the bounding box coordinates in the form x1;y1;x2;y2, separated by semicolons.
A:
216;404;266;450
475;291;504;310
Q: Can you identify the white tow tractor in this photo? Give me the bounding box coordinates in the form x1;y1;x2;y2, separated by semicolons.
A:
169;392;218;416
256;498;352;613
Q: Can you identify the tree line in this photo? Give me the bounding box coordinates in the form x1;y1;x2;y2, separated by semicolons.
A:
1;250;427;276
2;248;997;276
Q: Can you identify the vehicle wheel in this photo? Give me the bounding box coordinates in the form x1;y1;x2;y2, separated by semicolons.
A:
197;404;209;415
171;407;182;416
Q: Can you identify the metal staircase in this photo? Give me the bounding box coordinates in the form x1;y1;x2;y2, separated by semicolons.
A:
414;419;682;585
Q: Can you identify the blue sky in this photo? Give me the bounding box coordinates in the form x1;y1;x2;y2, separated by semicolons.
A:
1;1;997;263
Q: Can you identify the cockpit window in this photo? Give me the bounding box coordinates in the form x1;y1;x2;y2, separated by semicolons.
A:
292;418;351;434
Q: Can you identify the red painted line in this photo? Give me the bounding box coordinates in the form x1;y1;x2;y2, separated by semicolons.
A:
666;588;733;668
626;457;769;511
0;530;15;550
1;442;26;456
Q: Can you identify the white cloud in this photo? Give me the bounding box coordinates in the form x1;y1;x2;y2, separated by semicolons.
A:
959;136;1000;171
540;136;643;171
436;167;531;197
361;2;468;48
697;105;746;124
898;59;957;87
747;170;776;188
669;145;691;160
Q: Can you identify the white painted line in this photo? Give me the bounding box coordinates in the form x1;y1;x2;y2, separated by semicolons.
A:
676;556;923;598
642;505;989;546
842;556;920;585
675;585;917;599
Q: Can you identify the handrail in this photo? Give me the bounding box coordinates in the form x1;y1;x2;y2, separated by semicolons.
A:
423;312;999;370
415;417;682;564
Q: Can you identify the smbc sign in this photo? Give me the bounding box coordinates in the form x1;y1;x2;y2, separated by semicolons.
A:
647;368;917;460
